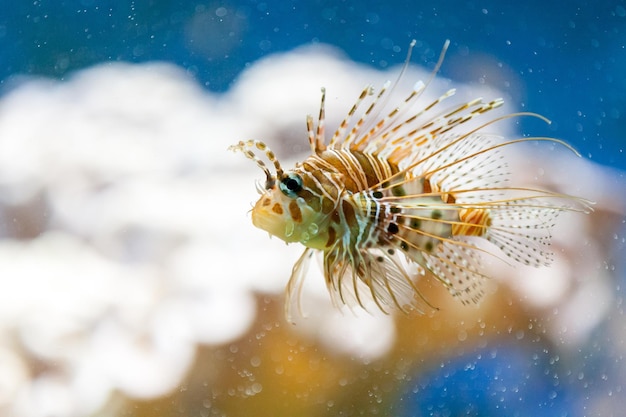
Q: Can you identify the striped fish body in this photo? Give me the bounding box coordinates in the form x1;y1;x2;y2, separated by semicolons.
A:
251;149;460;254
231;41;590;320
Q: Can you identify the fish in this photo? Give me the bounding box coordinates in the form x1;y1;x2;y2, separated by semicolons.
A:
230;40;591;322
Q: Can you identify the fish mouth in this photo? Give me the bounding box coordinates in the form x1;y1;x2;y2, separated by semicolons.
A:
251;199;296;242
251;206;273;232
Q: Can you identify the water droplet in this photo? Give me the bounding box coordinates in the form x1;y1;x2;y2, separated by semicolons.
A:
457;330;467;341
251;382;262;394
215;6;228;17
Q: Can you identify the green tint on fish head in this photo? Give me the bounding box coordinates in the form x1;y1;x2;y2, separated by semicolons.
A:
251;170;332;250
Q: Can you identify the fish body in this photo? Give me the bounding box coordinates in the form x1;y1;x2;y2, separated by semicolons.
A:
230;41;589;320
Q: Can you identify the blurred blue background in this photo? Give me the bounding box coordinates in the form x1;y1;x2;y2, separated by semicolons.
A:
397;343;579;417
0;0;624;169
0;1;623;416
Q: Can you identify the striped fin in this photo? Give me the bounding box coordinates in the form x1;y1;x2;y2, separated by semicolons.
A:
322;246;435;314
328;40;454;154
347;81;428;151
334;84;386;150
374;98;504;167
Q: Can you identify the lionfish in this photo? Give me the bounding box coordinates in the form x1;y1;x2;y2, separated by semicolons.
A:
230;40;589;321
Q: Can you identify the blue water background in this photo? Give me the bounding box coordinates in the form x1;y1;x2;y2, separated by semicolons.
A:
0;0;624;169
0;1;624;416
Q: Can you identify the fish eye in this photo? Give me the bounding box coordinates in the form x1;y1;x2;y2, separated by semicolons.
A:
279;173;303;197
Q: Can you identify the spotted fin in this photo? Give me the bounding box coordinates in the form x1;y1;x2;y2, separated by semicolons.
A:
484;198;562;267
420;239;488;305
